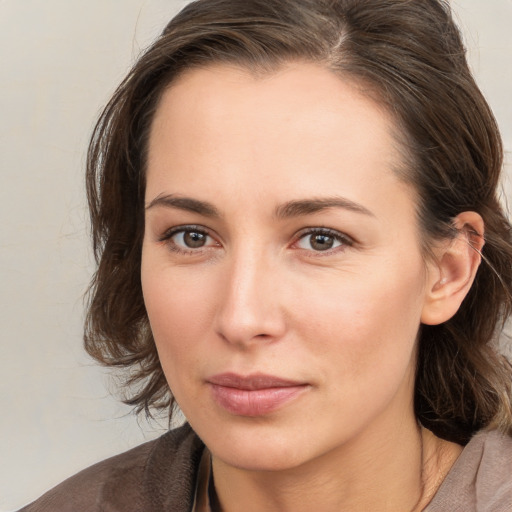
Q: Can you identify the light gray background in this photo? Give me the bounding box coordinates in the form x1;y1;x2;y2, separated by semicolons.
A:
1;1;510;510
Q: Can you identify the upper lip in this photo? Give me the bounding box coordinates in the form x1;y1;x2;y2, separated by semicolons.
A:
207;372;306;390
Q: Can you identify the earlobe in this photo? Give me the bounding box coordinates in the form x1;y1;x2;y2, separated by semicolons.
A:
421;212;485;326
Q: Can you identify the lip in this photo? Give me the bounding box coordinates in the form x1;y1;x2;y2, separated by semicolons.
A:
207;373;309;416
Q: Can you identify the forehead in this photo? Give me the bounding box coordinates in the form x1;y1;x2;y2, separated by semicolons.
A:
146;62;413;220
149;61;398;157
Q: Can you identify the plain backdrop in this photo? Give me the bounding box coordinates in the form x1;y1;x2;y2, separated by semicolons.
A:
0;1;510;510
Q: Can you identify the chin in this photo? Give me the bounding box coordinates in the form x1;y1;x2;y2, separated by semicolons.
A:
214;441;310;473
191;414;327;473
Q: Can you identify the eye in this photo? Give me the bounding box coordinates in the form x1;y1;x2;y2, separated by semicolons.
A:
294;228;352;253
159;225;219;253
175;230;209;249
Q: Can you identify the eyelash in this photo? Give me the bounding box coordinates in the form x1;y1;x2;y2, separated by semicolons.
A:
158;225;354;256
158;225;217;255
292;227;354;255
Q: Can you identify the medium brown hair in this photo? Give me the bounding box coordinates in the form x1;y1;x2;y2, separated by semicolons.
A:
85;0;512;445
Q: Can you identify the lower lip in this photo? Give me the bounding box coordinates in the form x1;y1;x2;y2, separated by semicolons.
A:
209;384;308;416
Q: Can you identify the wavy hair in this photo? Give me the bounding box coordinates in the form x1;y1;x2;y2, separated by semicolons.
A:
84;0;512;444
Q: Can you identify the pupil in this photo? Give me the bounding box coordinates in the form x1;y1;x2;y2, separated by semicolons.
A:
311;234;333;251
184;231;206;248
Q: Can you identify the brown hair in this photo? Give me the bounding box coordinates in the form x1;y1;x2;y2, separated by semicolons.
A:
85;0;512;445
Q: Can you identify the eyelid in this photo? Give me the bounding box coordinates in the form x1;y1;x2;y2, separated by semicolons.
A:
291;227;355;253
158;224;221;253
158;224;206;241
156;224;354;256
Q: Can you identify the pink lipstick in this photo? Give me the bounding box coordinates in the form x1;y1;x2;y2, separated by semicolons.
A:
207;373;308;416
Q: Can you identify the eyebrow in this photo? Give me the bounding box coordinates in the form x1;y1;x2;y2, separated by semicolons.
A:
145;194;374;219
274;197;375;219
145;194;221;217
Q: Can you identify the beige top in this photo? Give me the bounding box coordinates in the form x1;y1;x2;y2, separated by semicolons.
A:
194;430;512;512
425;430;512;511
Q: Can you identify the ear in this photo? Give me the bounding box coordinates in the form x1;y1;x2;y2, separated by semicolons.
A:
421;212;485;326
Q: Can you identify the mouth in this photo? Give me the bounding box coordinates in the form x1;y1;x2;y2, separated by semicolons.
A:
207;372;310;416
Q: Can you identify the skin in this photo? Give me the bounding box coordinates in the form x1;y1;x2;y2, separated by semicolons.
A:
141;62;482;512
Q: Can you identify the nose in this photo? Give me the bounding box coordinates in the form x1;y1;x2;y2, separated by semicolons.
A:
214;248;287;348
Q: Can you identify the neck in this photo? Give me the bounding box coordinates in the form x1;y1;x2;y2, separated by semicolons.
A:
211;421;462;512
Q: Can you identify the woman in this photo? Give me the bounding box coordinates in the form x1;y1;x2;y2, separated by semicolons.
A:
21;0;512;510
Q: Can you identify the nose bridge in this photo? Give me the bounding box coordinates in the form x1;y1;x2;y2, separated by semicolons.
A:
215;242;285;347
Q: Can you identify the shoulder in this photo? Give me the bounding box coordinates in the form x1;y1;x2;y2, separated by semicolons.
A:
427;429;512;512
19;423;204;512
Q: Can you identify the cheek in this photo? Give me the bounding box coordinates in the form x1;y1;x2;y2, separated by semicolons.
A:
286;269;424;437
294;263;425;382
142;240;427;416
141;258;217;381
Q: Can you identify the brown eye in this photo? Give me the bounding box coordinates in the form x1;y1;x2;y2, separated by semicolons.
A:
309;234;335;251
295;228;351;253
183;231;207;248
162;226;218;253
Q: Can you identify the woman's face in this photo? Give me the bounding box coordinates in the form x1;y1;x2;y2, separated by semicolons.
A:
142;62;435;471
